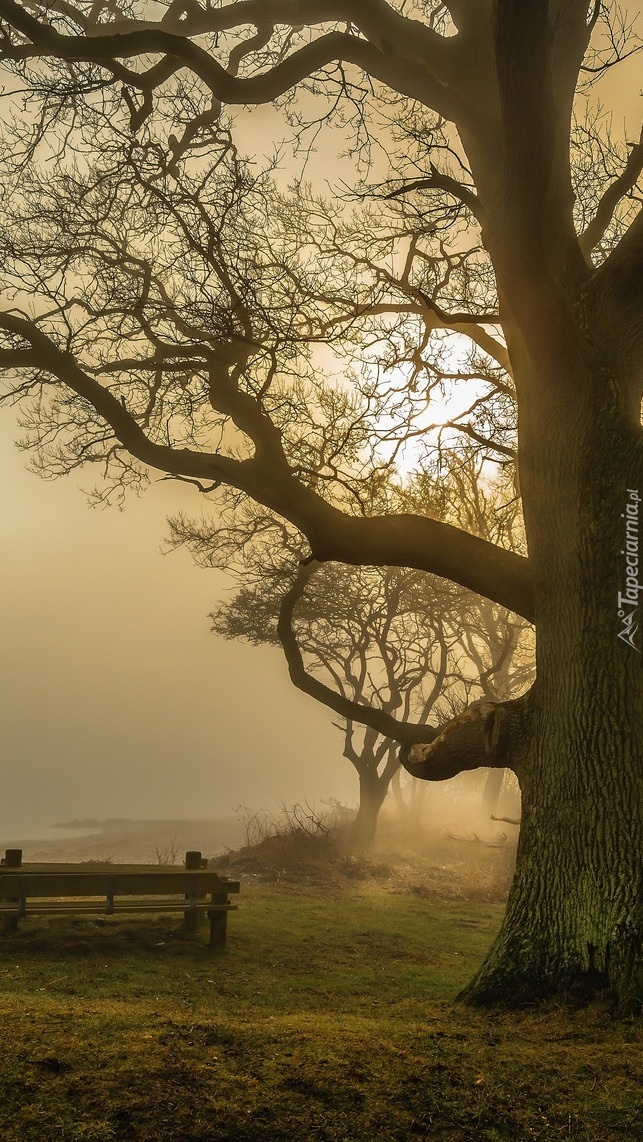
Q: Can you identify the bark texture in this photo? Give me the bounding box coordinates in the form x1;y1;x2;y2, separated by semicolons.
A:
401;694;531;781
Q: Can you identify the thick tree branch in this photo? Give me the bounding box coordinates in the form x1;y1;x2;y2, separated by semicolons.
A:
83;0;461;99
0;0;462;117
0;313;247;484
400;689;532;781
310;513;533;621
84;0;442;49
276;563;532;779
0;311;533;619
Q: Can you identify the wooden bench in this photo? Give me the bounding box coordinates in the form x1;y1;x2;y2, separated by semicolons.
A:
0;849;239;948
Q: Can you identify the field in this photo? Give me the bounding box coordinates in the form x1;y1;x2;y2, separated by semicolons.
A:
0;855;641;1141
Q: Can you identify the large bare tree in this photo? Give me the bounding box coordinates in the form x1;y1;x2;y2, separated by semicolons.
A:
0;1;642;1011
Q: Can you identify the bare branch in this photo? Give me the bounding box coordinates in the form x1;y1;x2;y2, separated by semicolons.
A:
0;305;532;617
579;124;643;258
384;166;483;224
276;561;438;745
0;311;246;484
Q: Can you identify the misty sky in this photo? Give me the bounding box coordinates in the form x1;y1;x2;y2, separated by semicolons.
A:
0;104;359;843
1;417;351;839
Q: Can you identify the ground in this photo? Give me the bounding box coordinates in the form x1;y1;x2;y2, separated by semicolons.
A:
0;818;641;1139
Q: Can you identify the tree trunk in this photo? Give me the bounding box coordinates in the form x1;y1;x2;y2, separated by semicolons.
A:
349;770;390;851
461;387;643;1014
390;766;428;822
481;767;505;820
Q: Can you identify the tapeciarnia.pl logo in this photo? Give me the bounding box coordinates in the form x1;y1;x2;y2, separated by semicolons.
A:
617;488;641;652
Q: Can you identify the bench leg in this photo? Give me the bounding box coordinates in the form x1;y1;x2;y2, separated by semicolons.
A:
2;851;21;932
183;907;201;934
208;908;228;949
184;850;206;930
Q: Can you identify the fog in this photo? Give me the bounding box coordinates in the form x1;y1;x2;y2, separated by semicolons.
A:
0;419;354;840
1;46;639;847
0;113;374;847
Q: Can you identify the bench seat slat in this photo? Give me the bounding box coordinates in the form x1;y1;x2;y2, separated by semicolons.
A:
0;901;237;914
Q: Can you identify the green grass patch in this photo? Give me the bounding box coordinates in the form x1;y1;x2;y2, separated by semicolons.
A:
0;885;640;1139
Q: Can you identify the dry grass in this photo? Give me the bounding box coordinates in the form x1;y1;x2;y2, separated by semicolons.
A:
212;814;517;903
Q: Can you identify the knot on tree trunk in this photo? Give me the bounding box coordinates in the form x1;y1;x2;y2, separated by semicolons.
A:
400;692;532;781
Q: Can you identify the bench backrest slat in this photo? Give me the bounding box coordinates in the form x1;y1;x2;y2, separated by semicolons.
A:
0;872;239;898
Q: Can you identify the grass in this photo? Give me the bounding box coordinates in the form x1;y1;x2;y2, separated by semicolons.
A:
0;884;641;1140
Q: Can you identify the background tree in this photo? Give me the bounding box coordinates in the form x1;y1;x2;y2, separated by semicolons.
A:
0;1;642;1010
213;558;464;848
204;458;533;846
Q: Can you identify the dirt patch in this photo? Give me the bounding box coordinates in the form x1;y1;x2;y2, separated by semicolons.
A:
212;832;345;887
